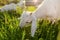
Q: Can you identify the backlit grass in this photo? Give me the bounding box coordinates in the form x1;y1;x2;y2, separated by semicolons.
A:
0;6;60;40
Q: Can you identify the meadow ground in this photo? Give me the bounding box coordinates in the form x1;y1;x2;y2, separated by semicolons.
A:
0;6;60;40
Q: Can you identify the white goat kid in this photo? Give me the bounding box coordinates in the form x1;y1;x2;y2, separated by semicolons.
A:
0;3;16;12
20;0;60;37
0;0;24;12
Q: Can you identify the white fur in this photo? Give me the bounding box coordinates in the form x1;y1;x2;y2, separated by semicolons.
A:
31;0;60;37
0;3;17;12
0;0;24;12
20;0;60;37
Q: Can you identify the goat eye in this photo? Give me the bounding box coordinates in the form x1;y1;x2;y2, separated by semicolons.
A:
26;22;29;23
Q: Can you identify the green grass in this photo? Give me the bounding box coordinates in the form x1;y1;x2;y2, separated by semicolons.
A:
26;6;36;12
0;6;60;40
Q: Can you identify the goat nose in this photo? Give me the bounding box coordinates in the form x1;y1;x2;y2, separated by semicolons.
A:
20;24;24;28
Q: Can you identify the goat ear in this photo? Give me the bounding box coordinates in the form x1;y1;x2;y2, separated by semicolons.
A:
30;13;32;16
